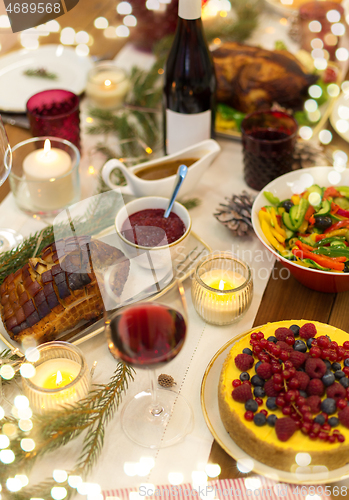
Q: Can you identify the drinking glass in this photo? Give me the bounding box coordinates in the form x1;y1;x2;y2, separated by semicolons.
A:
241;110;298;191
107;281;193;448
0;116;23;252
26;89;81;151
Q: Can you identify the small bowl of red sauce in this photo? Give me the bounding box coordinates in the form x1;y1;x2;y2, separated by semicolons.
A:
115;196;192;269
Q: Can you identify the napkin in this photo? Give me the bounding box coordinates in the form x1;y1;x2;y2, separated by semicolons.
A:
102;477;329;500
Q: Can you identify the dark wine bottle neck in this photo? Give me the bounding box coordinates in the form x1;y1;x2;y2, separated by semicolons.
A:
174;17;205;41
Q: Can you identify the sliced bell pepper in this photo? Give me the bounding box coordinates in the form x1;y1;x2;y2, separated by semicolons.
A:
305;205;315;221
324;220;349;234
292;248;345;271
336;207;349;218
325;228;349;239
270;207;286;237
291;195;300;205
263;191;280;206
270;227;286;243
338;186;349;198
313;247;349;260
261;219;285;254
298;219;308;234
324;186;342;199
295;240;315;252
331;202;340;214
316;236;346;246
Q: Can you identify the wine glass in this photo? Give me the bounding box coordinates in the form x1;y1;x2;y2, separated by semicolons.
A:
106;280;193;448
0;116;23;252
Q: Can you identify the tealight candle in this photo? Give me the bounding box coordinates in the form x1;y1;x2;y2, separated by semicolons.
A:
22;342;91;414
30;359;81;389
23;139;74;211
86;62;129;109
191;253;253;325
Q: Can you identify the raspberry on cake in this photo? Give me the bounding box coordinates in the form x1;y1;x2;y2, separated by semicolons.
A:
218;319;349;472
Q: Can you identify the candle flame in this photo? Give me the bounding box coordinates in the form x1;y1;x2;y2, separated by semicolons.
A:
44;139;51;154
104;79;111;87
219;280;225;291
56;370;63;386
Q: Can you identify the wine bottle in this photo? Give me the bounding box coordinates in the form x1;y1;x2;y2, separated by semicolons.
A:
163;0;216;155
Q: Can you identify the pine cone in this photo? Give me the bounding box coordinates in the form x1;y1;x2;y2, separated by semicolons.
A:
158;374;176;388
214;191;255;237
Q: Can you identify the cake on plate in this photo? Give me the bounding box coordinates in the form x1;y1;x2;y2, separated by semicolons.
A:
219;320;349;471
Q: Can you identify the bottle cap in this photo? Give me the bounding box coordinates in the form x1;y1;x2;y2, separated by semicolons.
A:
179;0;201;20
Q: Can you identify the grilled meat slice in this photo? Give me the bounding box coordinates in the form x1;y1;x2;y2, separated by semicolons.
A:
0;236;129;344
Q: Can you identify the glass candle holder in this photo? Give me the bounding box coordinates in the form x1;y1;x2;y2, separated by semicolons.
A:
8;136;80;216
27;89;81;151
191;252;253;326
22;342;91;414
85;62;130;109
241;111;298;191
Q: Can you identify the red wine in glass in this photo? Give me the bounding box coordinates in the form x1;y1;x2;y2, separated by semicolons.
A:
110;303;186;367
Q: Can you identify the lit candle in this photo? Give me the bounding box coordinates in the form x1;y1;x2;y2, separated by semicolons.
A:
23;139;74;210
86;64;129;109
191;255;253;326
22;342;91;414
31;359;81;389
199;270;248;324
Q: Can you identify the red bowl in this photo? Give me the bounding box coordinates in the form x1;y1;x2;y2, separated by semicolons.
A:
251;167;349;293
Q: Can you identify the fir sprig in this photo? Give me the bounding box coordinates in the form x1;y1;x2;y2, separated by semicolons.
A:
0;190;121;285
24;68;58;80
1;362;135;499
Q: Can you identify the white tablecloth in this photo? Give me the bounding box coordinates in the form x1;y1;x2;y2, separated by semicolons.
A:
0;130;276;494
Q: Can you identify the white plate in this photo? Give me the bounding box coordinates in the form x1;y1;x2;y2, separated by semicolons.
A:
330;91;349;142
0;44;93;112
200;327;349;484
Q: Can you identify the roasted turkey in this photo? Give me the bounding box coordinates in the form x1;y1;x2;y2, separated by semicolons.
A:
0;236;130;344
213;42;318;113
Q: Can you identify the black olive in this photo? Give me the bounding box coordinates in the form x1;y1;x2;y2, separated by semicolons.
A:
344;262;349;273
282;200;294;212
314;216;333;231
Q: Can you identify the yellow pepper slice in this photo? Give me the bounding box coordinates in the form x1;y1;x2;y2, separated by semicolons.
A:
291;195;300;205
298;219;308;234
324;228;349;238
270;207;286;237
259;210;273;225
270;227;286;243
261;219;285;254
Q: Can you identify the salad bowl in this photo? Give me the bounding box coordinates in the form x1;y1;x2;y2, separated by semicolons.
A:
251;166;349;293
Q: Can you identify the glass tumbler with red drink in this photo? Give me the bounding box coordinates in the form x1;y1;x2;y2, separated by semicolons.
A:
241;110;298;191
27;89;81;152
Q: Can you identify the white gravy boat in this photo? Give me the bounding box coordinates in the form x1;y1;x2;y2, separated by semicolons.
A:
101;139;221;199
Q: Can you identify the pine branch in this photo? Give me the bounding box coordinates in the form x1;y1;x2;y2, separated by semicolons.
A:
0;189;122;285
181;198;201;210
2;363;135;499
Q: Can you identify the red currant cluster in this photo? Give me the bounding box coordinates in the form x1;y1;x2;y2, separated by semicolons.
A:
309;338;349;365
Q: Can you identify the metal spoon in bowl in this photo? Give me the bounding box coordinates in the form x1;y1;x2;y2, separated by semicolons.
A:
163;164;188;219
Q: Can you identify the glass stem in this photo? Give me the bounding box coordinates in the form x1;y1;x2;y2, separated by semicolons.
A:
149;369;163;417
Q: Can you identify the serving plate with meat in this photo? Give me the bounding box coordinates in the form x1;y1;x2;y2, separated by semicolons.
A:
213;42;341;140
0;235;130;350
0;229;211;354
